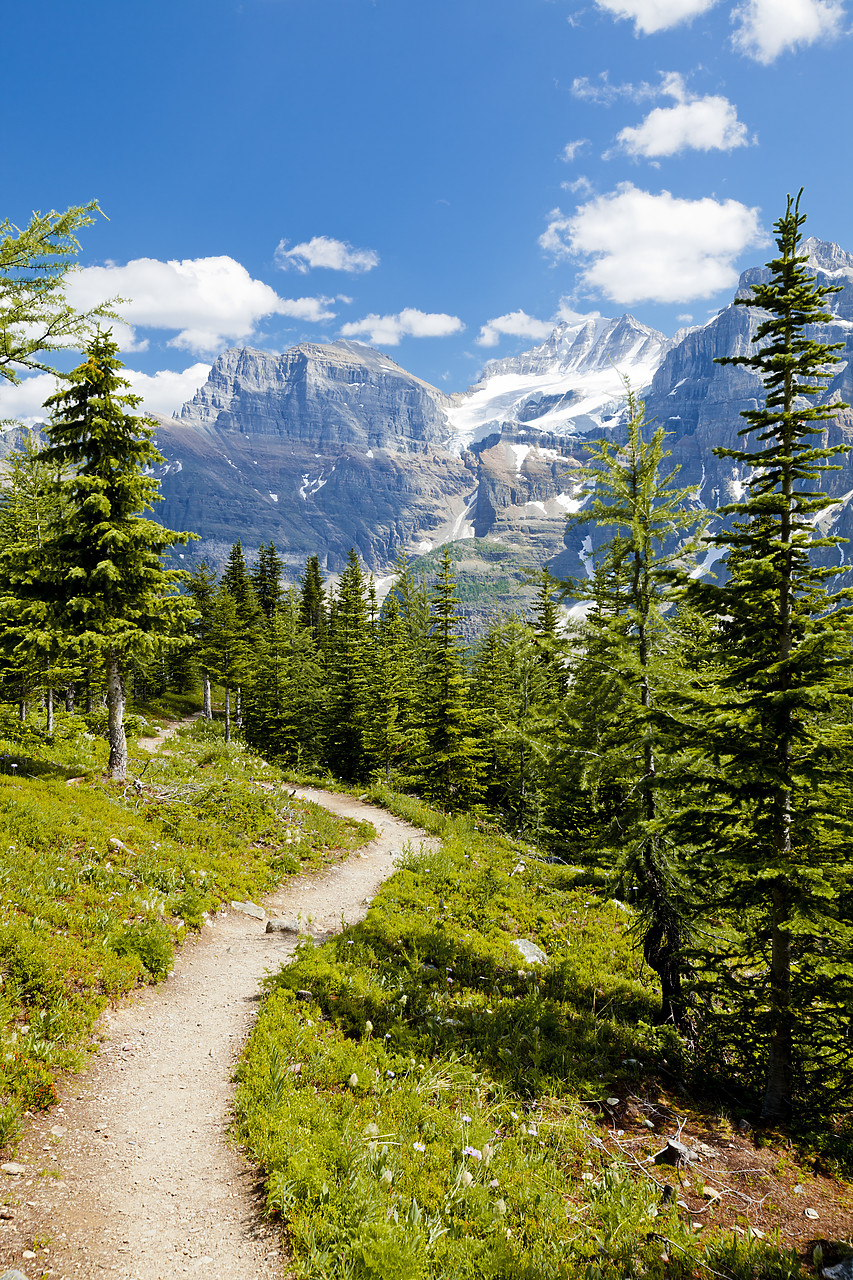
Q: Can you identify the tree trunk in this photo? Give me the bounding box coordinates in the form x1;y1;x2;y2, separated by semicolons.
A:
235;685;242;729
761;879;793;1121
86;660;94;714
18;700;26;723
202;672;212;720
45;686;54;736
65;683;75;714
106;647;128;781
224;685;231;744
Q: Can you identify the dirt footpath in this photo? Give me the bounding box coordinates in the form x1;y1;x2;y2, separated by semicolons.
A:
0;788;434;1280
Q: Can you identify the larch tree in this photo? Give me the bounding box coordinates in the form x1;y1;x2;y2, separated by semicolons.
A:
40;331;195;779
566;383;705;1031
1;203;113;390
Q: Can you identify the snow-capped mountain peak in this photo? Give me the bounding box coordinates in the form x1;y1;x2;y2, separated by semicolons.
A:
445;313;672;451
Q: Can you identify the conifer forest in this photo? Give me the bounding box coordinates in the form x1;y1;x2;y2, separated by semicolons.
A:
1;198;853;1276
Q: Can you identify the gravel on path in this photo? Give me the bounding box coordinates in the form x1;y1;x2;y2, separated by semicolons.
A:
0;787;434;1280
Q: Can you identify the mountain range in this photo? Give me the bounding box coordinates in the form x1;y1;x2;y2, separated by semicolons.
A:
12;239;853;630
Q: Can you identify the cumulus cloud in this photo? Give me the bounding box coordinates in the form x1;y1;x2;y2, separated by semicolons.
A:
540;184;764;304
476;311;555;348
594;0;720;33
731;0;846;61
0;363;212;427
339;308;464;347
275;235;380;274
616;73;750;156
65;256;336;355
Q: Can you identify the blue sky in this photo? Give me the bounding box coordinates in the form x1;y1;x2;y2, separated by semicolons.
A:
2;0;851;419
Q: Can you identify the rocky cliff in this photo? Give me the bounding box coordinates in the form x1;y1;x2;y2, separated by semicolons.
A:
138;238;853;618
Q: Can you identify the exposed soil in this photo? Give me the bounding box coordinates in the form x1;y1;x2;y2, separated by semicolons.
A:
0;782;435;1279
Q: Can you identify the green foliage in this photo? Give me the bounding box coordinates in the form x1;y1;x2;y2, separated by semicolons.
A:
0;202;114;389
0;706;372;1125
237;792;807;1280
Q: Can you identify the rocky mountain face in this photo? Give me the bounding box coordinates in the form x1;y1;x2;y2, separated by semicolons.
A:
144;238;853;625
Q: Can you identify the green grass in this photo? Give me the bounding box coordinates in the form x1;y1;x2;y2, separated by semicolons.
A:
235;802;808;1280
0;707;373;1143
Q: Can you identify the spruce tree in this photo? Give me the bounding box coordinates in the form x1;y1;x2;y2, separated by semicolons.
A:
299;554;327;644
251;541;285;620
187;561;219;718
325;549;371;779
39;331;195;778
421;548;481;809
683;193;853;1119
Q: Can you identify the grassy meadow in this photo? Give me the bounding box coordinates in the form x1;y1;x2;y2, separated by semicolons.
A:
236;786;852;1280
0;703;373;1147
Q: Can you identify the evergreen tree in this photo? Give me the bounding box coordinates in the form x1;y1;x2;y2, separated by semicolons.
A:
187;561;219;718
565;384;705;1030
325;549;371;779
251;541;285;620
222;540;262;726
421;548;481;809
299;554;327;644
39;332;195;778
244;590;326;766
682;193;853;1119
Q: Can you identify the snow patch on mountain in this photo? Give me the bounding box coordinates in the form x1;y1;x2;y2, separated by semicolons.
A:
445;314;672;451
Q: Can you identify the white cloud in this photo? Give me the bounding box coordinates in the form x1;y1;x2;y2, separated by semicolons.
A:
540;184;764;304
275;235;380;274
125;364;212;417
66;256;336;355
476;311;555;347
0;363;212;427
0;372;57;426
616;74;750;155
594;0;720;32
339;308;464;346
561;139;589;162
571;72;659;104
731;0;846;61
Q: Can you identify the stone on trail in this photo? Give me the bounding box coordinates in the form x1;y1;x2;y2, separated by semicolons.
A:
822;1258;853;1280
1;1270;30;1279
513;939;546;965
231;900;265;920
108;836;134;855
0;1162;27;1176
265;918;301;934
653;1139;695;1167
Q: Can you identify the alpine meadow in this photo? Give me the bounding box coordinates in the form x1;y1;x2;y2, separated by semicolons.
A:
1;187;853;1277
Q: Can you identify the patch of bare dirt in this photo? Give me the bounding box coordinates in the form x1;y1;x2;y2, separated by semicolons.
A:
0;787;434;1279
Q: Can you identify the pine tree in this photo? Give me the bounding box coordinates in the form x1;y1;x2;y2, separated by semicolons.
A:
325;549;371;779
421;548;481;809
565;384;705;1030
682;193;853;1119
39;331;195;778
299;554;327;644
187;561;219;718
251;542;285;620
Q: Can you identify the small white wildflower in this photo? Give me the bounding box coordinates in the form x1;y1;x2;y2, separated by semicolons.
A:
364;1020;373;1034
461;1169;473;1187
461;1113;472;1123
386;1070;396;1078
495;1199;507;1215
381;1168;393;1184
413;1142;426;1152
349;1073;358;1087
510;1111;518;1120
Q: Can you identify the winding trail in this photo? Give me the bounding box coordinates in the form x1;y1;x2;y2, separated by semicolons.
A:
0;785;434;1279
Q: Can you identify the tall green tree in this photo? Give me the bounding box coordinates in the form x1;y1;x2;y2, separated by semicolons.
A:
325;549;371;779
565;385;705;1030
251;541;285;620
683;193;853;1119
187;561;219;718
39;331;195;778
420;548;481;809
299;554;327;644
